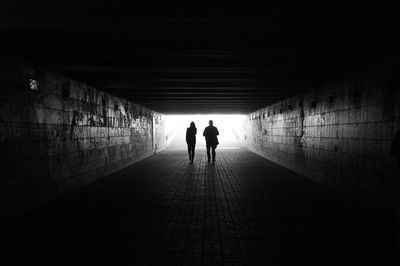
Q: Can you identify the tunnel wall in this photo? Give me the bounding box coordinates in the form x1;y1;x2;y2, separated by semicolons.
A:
242;63;400;212
0;57;167;215
153;113;168;153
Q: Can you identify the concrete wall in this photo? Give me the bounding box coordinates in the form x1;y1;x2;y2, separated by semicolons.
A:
242;62;400;213
0;57;167;216
153;113;167;153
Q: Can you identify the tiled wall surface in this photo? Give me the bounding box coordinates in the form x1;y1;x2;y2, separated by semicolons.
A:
242;63;400;212
0;57;167;215
154;113;167;153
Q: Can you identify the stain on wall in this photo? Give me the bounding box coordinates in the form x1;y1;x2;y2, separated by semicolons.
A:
0;57;167;216
242;62;400;212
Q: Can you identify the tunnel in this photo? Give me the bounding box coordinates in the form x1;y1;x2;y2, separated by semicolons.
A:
1;2;400;265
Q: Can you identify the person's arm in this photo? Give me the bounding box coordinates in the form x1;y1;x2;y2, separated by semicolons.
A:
216;127;219;136
195;128;197;135
186;128;189;143
203;128;207;137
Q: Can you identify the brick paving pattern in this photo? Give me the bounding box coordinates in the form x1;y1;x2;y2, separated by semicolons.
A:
3;148;398;265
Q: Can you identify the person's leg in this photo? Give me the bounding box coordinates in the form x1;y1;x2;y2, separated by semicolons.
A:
206;143;211;162
212;146;216;163
191;144;195;161
187;145;192;160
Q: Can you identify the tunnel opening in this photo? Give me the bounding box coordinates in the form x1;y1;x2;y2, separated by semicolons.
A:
164;114;246;150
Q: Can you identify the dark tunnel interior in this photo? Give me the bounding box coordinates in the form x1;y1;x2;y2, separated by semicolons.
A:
1;2;400;265
2;1;399;113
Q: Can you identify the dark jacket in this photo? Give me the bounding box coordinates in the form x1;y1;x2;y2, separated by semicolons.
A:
186;127;197;145
203;126;219;147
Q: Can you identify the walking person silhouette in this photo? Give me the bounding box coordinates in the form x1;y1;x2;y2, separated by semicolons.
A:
203;120;219;164
186;122;197;163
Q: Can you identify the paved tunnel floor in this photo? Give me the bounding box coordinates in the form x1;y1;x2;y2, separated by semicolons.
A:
3;148;398;265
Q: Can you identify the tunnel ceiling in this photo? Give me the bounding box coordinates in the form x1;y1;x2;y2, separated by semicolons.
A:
1;2;399;114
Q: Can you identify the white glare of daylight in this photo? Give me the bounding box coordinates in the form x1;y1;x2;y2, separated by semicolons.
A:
164;114;246;149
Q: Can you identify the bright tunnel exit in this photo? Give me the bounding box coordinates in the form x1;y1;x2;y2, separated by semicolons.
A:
164;114;246;150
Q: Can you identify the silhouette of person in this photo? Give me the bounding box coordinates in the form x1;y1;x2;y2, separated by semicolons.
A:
186;122;197;163
203;120;219;164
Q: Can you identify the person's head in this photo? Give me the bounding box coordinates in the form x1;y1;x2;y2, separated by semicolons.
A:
190;121;196;128
209;120;213;126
